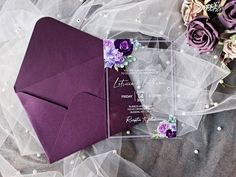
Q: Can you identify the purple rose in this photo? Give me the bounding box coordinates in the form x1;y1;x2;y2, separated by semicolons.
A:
219;0;236;29
114;39;133;56
166;129;177;138
187;16;219;53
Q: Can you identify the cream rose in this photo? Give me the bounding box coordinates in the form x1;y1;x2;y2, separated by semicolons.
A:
181;0;204;25
223;34;236;60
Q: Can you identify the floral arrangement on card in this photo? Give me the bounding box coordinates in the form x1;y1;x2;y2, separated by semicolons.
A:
103;39;141;70
181;0;236;64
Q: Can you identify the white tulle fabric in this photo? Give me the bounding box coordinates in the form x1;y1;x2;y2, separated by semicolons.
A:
0;0;235;176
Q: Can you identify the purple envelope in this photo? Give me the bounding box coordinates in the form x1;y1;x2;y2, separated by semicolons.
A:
14;17;143;163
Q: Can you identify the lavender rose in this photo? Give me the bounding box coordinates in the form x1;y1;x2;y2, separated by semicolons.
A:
157;121;170;137
187;16;219;53
104;47;124;68
114;39;133;56
219;0;236;29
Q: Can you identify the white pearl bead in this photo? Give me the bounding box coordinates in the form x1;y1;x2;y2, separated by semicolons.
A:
112;150;117;154
1;88;6;92
36;153;41;157
213;55;218;59
217;126;222;131
160;31;164;35
178;25;182;29
25;129;29;133
214;102;218;106
194;149;199;154
181;123;185;127
180;49;184;53
158;12;162;16
103;13;108;18
82;155;86;159
135;18;141;23
182;112;186;116
32;169;37;174
219;80;224;84
137;85;141;89
126;130;131;135
16;171;21;175
70;160;75;165
177;94;181;98
205;104;209;109
56;14;61;18
166;60;170;65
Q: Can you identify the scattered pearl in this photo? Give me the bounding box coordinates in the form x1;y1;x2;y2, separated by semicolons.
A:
103;13;108;18
213;102;218;106
194;149;199;154
32;169;37;174
219;80;224;84
25;129;29;133
126;130;131;135
182;112;186;116
217;126;222;131
213;55;218;59
160;31;164;35
16;171;21;175
112;150;117;154
82;155;86;159
36;153;41;158
137;85;141;90
80;0;84;2
177;94;181;98
158;12;162;16
135;18;141;23
181;123;185;127
166;60;170;65
56;14;61;18
205;104;209;109
178;25;182;29
70;160;75;165
1;88;6;92
180;49;184;53
15;26;22;34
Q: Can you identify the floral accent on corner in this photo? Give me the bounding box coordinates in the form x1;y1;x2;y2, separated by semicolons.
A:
151;115;177;139
103;39;141;71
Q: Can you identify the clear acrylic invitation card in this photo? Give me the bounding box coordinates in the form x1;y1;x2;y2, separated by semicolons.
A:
104;38;177;139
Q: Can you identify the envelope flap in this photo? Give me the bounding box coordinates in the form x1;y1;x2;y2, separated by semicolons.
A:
16;92;67;157
46;92;106;163
15;17;103;92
